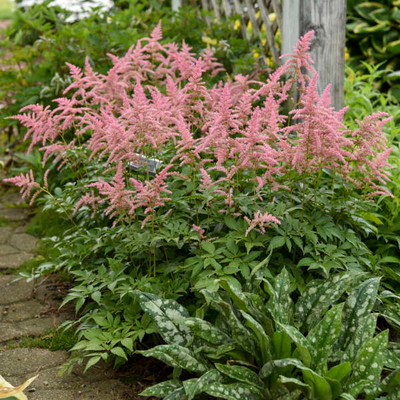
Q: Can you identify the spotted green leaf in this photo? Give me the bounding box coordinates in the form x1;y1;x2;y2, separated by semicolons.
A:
346;330;388;397
139;344;209;374
267;268;292;324
183;317;233;345
133;291;193;346
296;273;356;330
215;363;264;389
219;279;250;313
277;323;311;367
338;278;380;351
307;304;343;372
183;371;221;400
277;376;311;397
342;314;377;362
241;311;271;364
259;358;305;379
204;381;263;400
139;380;183;397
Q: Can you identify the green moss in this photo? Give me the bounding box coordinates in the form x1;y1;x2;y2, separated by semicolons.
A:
7;327;77;351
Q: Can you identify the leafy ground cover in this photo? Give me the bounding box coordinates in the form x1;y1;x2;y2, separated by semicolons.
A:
2;2;400;400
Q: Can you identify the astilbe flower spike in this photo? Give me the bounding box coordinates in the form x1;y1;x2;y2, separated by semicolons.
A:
4;170;42;205
244;211;281;237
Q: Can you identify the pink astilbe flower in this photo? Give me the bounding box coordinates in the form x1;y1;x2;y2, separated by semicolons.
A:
74;190;102;218
244;210;281;236
4;170;42;205
88;163;134;222
130;165;173;229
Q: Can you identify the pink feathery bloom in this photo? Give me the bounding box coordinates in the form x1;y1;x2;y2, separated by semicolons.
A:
244;210;280;236
4;170;42;205
192;224;206;240
88;162;134;221
73;190;102;218
130;165;173;228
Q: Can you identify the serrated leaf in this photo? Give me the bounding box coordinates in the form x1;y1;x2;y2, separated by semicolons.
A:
338;278;380;351
201;241;215;254
140;344;209;374
215;363;264;388
133;291;193;346
139;380;183;397
307;304;343;372
111;346;127;360
269;236;286;251
346;330;388;397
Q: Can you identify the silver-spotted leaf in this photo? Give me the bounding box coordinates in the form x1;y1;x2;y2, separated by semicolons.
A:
346;330;388;397
296;273;356;329
267;268;292;325
183;317;233;345
139;344;209;374
339;278;380;351
307;303;343;372
259;358;305;379
215;363;264;389
204;382;263;400
183;370;222;400
139;380;183;397
342;314;377;362
277;376;311;397
241;311;271;364
134;291;193;346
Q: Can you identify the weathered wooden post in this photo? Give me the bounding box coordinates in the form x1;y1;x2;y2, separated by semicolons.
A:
172;0;182;12
281;0;347;110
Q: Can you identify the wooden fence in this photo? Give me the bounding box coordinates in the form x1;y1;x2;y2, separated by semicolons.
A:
173;0;346;110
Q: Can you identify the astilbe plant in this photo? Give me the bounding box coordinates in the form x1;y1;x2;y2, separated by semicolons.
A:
5;26;392;231
3;26;395;372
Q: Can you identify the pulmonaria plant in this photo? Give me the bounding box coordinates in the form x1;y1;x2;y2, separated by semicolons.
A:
5;26;392;240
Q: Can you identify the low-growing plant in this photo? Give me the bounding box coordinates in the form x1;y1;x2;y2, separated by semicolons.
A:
136;273;400;399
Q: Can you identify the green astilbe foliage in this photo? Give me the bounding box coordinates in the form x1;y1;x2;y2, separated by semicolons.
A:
137;273;400;400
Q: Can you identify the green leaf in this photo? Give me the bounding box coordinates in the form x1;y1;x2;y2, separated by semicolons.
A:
111;346;127;360
140;344;209;374
241;311;271;364
91;290;101;304
269;236;286;251
307;304;343;372
342;314;377;362
139;380;183;397
346;330;388;397
302;369;333;400
219;280;250;313
183;317;233;345
338;278;380;351
325;362;351;382
268;268;292;325
277;376;311;397
120;337;134;352
183;371;221;400
215;363;264;388
201;241;215;254
83;356;101;373
296;273;356;330
271;331;291;360
204;381;263;400
259;358;305;379
277;323;311;367
133;291;193;346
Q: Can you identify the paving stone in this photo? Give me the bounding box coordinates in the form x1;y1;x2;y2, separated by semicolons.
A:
18;316;58;337
0;227;14;242
0;322;24;341
0;301;47;322
0;207;30;222
9;233;38;252
0;348;68;376
0;244;19;255
0;252;34;269
0;275;34;304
